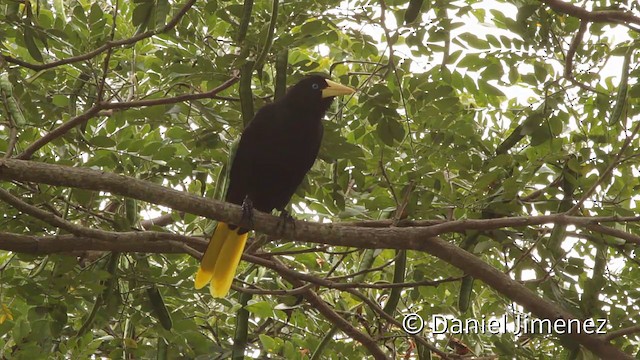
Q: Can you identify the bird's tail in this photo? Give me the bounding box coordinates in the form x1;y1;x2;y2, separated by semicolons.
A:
194;222;248;297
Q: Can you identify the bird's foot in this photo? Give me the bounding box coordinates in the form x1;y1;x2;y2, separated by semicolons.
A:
276;210;296;236
238;196;254;233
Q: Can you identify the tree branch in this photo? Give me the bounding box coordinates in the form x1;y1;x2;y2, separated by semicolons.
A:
140;212;183;229
3;159;640;237
566;120;640;214
0;232;201;257
602;325;640;342
563;20;599;92
16;73;239;160
2;0;197;71
0;158;632;358
244;254;455;359
255;256;389;360
541;0;640;29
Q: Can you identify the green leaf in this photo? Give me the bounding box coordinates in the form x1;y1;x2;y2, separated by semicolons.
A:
629;83;640;98
533;63;547;83
133;1;154;30
529;122;552;146
90;136;117;148
478;80;505;97
516;4;538;23
152;146;177;160
458;33;488;49
245;301;274;318
259;334;278;353
376;117;405;146
23;27;44;62
88;3;104;25
404;0;424;24
12;317;30;342
155;0;170;28
481;63;504;81
299;19;323;35
52;95;69;107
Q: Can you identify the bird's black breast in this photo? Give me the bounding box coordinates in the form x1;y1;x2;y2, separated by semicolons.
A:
225;103;324;213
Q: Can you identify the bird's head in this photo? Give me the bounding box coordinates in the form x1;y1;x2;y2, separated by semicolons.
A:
284;75;355;114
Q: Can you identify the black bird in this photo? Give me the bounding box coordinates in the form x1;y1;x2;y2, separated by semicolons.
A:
195;75;355;297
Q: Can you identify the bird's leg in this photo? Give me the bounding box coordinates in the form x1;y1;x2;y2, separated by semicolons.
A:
276;209;296;235
238;196;254;234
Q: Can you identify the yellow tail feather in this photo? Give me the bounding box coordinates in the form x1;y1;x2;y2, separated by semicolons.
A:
194;223;231;289
209;230;248;298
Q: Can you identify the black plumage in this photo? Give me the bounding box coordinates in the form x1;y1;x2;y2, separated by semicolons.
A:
195;75;355;297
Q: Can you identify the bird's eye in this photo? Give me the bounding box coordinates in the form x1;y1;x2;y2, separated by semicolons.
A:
311;83;319;90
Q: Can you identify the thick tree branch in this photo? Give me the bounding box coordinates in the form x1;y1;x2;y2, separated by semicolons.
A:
3;159;640;238
0;232;201;257
0;188;200;246
0;158;632;358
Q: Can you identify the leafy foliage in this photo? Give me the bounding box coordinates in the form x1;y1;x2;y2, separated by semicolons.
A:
1;0;640;358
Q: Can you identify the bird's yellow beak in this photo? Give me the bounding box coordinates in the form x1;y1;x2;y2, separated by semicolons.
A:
322;79;356;98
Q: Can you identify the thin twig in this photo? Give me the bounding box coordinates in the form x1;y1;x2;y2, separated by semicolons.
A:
246;254;450;359
3;0;197;71
602;325;640;341
16;73;239;159
541;0;640;30
0;69;19;158
0;188;204;247
563;20;600;93
566;120;640;214
267;256;389;359
0;158;635;358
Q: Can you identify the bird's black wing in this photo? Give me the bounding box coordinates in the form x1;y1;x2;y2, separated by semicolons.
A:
224;103;281;207
225;102;324;212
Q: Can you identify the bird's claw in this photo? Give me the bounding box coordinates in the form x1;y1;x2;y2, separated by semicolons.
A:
276;210;296;235
239;196;254;233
